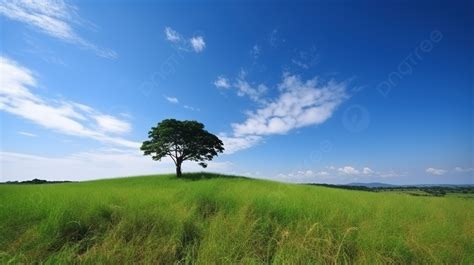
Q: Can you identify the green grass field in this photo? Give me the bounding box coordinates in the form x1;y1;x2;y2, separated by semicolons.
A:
1;173;472;264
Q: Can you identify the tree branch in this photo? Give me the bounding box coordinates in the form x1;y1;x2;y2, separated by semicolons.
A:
166;152;177;165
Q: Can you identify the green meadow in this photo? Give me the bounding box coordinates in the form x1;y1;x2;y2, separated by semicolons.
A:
0;173;472;264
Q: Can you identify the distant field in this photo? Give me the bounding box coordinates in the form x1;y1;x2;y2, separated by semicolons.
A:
0;173;473;264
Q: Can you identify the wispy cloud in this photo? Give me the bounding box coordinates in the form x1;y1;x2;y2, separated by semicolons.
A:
184;105;200;111
93;114;131;134
18;131;36;137
234;74;268;103
426;167;447;176
268;29;280;47
219;134;262;154
291;46;319;69
251;44;260;59
164;26;205;53
0;56;137;148
163;95;200;111
214;71;268;103
164;27;181;42
454;167;474;173
0;0;116;59
214;76;231;89
22;34;66;65
164;96;179;104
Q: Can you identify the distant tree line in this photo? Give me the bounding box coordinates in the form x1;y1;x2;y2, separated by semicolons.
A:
308;184;474;197
1;179;72;185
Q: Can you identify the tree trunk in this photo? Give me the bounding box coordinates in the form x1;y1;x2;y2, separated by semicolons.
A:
176;162;182;178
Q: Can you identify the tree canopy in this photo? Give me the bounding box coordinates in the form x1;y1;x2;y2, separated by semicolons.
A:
140;119;224;177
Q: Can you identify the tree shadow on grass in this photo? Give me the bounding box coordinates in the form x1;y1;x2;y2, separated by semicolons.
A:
179;172;250;181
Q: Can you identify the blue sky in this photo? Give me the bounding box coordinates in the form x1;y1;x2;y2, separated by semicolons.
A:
0;0;472;184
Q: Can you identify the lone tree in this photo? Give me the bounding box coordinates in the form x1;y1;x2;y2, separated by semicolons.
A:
141;119;224;178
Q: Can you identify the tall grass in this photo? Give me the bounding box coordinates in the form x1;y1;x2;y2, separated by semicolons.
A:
0;173;472;264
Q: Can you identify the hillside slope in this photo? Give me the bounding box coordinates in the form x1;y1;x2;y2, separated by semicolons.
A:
0;173;472;264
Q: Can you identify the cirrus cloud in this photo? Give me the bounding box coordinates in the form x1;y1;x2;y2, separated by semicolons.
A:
0;0;116;59
0;56;138;148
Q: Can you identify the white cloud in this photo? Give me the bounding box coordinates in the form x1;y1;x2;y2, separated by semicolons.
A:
426;167;447;176
317;171;329;176
164;27;205;53
0;0;116;59
274;169;335;183
163;96;199;111
234;77;268;103
214;73;347;153
276;166;402;183
18;131;36;137
214;76;231;89
337;166;397;178
164;27;181;42
232;74;347;136
164;96;179;104
0;149;233;181
219;135;262;155
454;167;474;173
0;56;137;148
190;36;205;52
214;71;268;103
93;114;131;134
362;167;374;175
183;105;196;111
338;166;360;175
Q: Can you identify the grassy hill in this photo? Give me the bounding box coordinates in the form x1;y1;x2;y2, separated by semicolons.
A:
1;173;472;264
